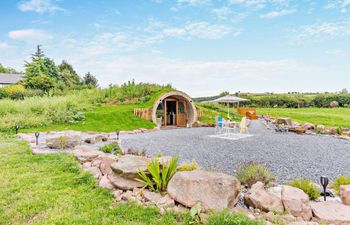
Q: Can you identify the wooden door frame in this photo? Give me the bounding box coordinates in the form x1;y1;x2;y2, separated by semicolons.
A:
163;99;178;128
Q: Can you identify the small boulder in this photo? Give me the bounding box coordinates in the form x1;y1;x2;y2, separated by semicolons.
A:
108;172;144;190
281;185;312;221
289;222;319;225
244;182;284;213
340;185;350;206
143;190;162;205
85;135;108;144
46;134;80;149
316;125;326;133
310;201;350;224
110;155;149;179
276;118;292;126
330;100;339;108
73;145;103;163
328;127;337;135
167;170;241;211
113;189;123;201
157;194;175;208
302;123;315;130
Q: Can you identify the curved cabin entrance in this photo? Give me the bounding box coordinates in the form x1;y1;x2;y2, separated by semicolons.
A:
156;97;187;127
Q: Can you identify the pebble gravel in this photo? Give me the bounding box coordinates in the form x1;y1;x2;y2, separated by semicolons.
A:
121;120;350;183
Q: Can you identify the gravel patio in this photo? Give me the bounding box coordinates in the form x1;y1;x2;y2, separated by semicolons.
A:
121;120;350;183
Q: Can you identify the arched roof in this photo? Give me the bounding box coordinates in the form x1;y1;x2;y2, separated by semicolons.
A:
151;91;197;125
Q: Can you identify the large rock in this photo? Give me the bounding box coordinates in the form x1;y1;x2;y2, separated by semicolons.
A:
340;185;350;206
83;166;101;179
276;118;292;126
96;155;116;175
167;170;241;211
108;172;144;190
73;145;103;163
245;182;284;213
110;155;149;179
310;201;350;224
99;174;114;190
281;185;312;220
46;134;80;149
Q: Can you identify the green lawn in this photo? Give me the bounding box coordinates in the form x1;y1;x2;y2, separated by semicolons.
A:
0;135;191;225
22;104;155;133
197;103;241;123
257;108;350;128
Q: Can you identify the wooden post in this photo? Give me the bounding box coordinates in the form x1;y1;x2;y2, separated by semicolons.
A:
176;100;178;126
164;100;167;128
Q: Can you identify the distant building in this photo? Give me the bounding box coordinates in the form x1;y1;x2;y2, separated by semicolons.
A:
0;73;24;87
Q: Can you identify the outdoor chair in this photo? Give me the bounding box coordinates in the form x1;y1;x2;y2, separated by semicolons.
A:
215;116;224;134
239;117;249;134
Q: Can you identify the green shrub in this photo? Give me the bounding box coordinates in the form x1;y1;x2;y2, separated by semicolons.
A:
333;176;350;194
177;160;200;171
99;142;121;154
207;210;263;225
236;162;275;188
137;156;178;192
287;178;320;200
2;84;26;100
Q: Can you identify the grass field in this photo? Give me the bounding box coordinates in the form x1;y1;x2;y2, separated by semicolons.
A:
257;108;350;128
0;135;191;225
21;104;155;133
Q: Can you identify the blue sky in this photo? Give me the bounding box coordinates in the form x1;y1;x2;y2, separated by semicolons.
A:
0;0;349;96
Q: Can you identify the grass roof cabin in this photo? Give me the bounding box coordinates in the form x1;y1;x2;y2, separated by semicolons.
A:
134;90;198;128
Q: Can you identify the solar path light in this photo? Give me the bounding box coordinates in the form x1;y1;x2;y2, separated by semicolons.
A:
320;176;329;201
35;132;40;146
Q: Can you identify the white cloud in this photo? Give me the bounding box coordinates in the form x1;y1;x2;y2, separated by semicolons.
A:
81;21;234;54
162;22;232;40
18;0;65;14
229;0;267;9
176;0;210;6
260;9;296;19
212;7;233;19
171;0;210;11
324;0;350;12
92;56;308;96
291;19;350;43
8;29;53;43
0;42;14;50
325;48;346;56
184;22;232;39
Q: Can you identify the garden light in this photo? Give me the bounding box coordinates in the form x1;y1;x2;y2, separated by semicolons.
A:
15;124;19;134
320;176;329;201
35;132;40;146
116;131;120;140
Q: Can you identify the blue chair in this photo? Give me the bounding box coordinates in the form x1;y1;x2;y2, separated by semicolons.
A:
215;116;224;134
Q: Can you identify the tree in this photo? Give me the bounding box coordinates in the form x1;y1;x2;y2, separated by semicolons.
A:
219;91;229;97
25;75;55;93
341;88;348;94
24;45;60;91
0;63;9;73
32;45;45;60
58;60;81;87
83;72;98;87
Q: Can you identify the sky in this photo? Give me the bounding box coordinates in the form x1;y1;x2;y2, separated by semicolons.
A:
0;0;349;97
